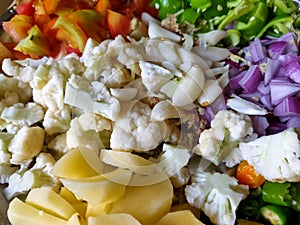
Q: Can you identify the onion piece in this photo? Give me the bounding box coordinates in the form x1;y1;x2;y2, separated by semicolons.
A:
273;96;300;116
284;55;300;84
249;38;267;63
238;65;262;93
269;78;300;105
264;58;281;85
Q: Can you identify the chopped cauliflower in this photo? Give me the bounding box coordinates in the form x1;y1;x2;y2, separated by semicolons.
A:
239;128;300;182
0;132;14;165
170;166;190;188
185;171;249;225
110;101;168;152
193;110;254;167
66;112;112;151
8;126;45;165
3;152;61;200
1;102;44;127
47;133;69;160
43;106;71;135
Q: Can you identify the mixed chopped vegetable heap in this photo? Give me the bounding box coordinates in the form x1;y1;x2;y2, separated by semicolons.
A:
0;0;300;225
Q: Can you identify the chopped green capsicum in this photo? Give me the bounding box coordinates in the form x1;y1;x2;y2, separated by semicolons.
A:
217;0;256;30
259;204;294;225
274;0;297;15
235;1;268;38
151;0;184;19
262;181;300;211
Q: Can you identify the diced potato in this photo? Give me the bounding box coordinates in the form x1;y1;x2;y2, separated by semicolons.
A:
66;213;86;225
59;169;131;205
25;187;77;220
170;203;201;219
7;198;67;225
51;148;99;179
59;187;87;218
85;202;112;218
88;213;142;225
109;179;173;225
155;210;205;225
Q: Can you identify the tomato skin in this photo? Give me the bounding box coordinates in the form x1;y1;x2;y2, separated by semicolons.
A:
236;160;266;189
107;10;131;38
16;0;35;16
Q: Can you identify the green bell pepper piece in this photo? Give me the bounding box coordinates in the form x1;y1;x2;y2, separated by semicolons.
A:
151;0;183;19
223;29;241;46
189;0;212;10
262;181;300;211
217;0;256;30
256;15;294;38
179;8;199;24
235;1;268;38
274;0;297;15
202;0;228;19
259;204;293;225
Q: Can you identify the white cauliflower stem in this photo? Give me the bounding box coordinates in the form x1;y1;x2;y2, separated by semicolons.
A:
239;128;300;182
193;110;254;167
185;171;249;225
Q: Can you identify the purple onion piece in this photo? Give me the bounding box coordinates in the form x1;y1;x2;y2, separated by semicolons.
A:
260;94;273;110
273;96;300;116
286;116;300;128
284;55;300;84
249;38;267;64
239;65;262;93
264;58;282;85
251;116;269;136
268;41;289;59
269;79;300;105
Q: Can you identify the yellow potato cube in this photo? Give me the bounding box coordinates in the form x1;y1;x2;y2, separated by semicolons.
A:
7;198;66;225
155;210;205;225
88;213;142;225
51;148;99;179
59;169;131;205
109;179;173;225
25;187;77;220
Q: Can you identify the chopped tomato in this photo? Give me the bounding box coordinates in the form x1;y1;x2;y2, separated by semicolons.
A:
43;0;60;15
16;0;34;16
2;15;33;42
107;10;131;38
236;160;266;189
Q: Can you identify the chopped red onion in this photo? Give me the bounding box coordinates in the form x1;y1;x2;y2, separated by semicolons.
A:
251;116;269;136
268;41;289;59
284;55;300;84
239;65;262;93
286;116;300;128
249;38;267;63
264;58;282;85
269;79;300;105
273;96;300;116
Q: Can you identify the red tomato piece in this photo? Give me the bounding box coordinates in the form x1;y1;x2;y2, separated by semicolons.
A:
107;10;131;38
16;0;34;16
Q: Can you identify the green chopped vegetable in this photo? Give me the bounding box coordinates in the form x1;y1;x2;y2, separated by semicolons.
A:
259;205;293;225
262;181;300;211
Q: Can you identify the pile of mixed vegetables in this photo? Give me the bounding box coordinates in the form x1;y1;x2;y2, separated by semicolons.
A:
0;0;300;225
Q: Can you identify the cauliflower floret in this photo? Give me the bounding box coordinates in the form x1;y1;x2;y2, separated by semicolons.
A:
1;102;44;127
43;106;71;135
170;166;190;188
3;152;61;200
193;110;254;167
66;112;112;151
239;128;300;182
8;126;45;165
185;171;249;225
110;101;168;152
0;74;32;106
47;133;69;160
